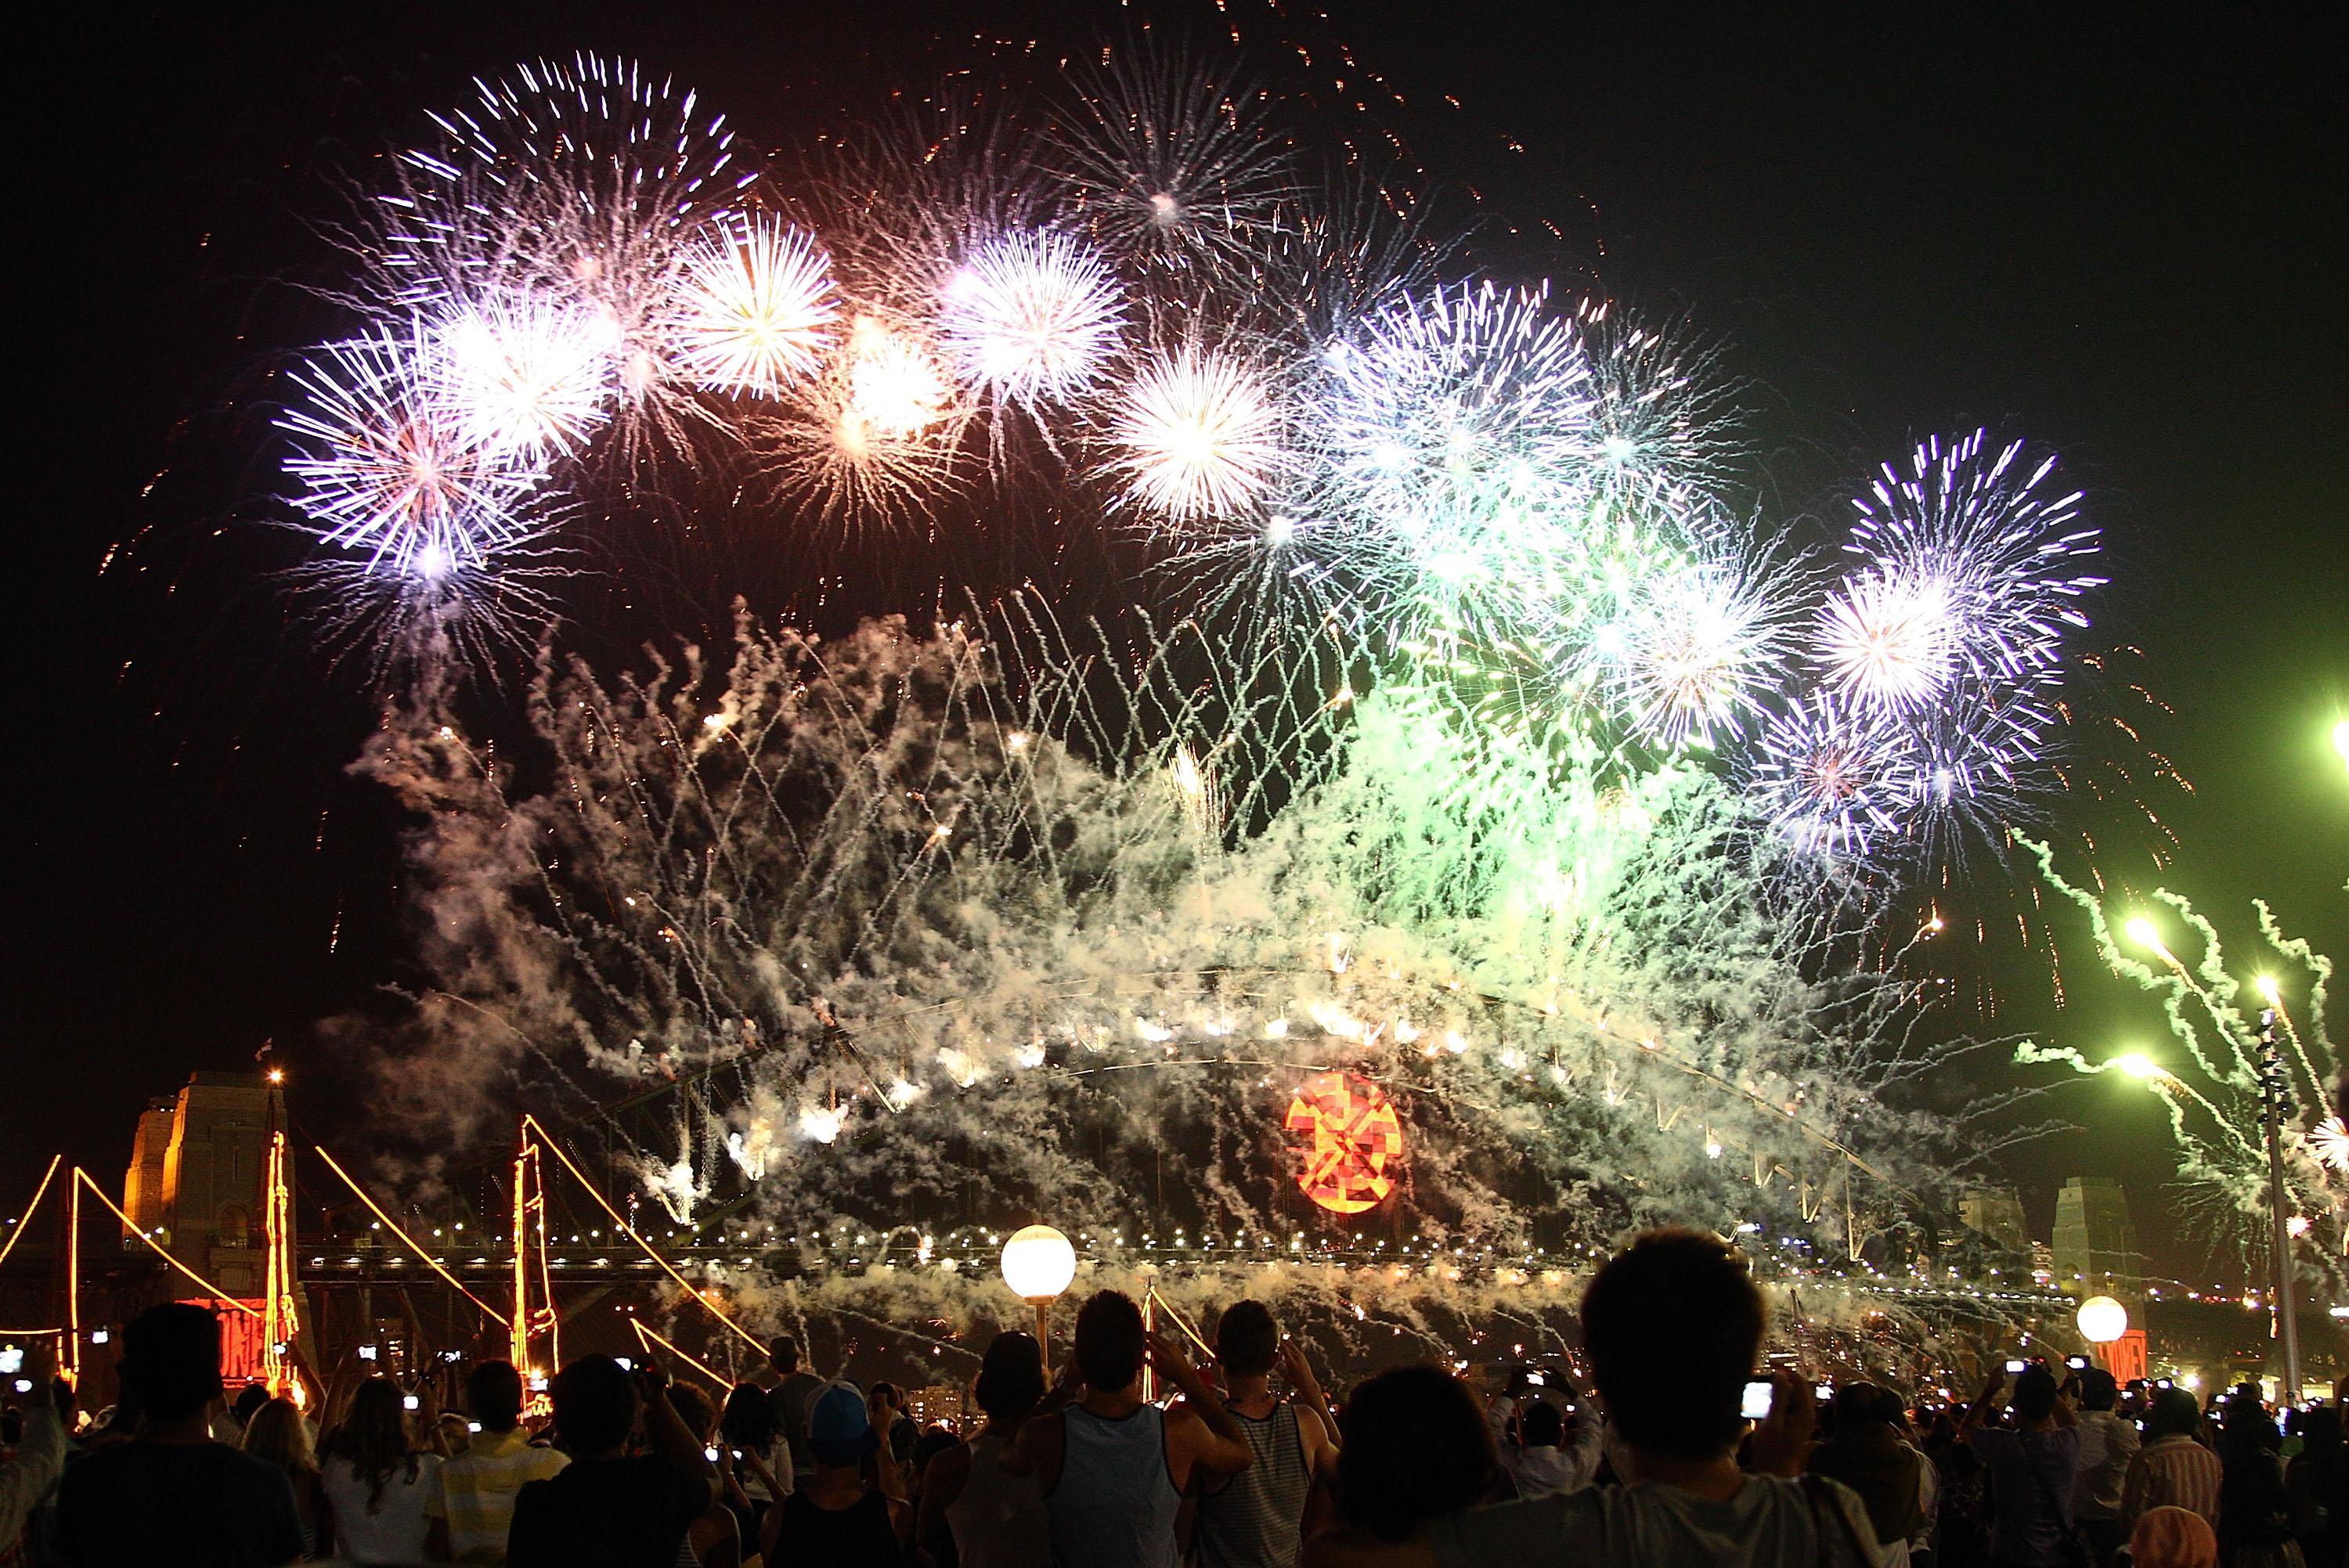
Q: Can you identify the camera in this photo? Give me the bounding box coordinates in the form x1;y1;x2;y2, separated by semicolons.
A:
1741;1380;1775;1420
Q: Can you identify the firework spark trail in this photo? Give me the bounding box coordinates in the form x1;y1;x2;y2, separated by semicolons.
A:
2015;837;2232;1083
341;603;2014;1306
2257;898;2337;1098
2017;836;2342;1284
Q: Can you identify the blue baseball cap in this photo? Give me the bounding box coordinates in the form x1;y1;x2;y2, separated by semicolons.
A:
807;1379;879;1463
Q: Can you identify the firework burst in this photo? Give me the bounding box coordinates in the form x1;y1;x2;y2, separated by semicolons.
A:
667;215;838;397
939;230;1126;406
1604;559;1792;751
1048;43;1298;266
430;290;615;461
1106;347;1284;524
1748;693;1920;857
1809;569;1958;715
1319;283;1594;537
279;326;545;576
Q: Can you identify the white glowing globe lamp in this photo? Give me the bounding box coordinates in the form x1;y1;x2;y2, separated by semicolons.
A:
2077;1295;2129;1346
1001;1224;1077;1303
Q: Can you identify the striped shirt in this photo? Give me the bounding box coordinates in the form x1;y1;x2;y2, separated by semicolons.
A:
1196;1402;1310;1568
427;1427;571;1564
2122;1433;2223;1530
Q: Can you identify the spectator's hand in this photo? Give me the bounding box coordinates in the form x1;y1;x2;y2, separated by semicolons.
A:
1147;1331;1207;1393
50;1375;76;1426
1275;1339;1317;1392
1978;1372;2008;1405
1748;1372;1815;1477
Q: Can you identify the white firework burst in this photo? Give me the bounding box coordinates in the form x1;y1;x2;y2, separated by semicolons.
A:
1606;562;1791;750
1848;429;2103;687
1048;44;1297;264
279;326;545;576
1319;283;1593;537
1748;693;1919;858
669;215;838;396
1107;348;1283;524
1810;569;1957;714
2311;1116;2349;1173
939;231;1125;405
431;290;615;460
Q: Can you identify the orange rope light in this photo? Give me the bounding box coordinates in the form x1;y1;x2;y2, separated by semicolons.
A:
65;1174;81;1389
261;1133;300;1396
312;1147;509;1326
507;1133;559;1390
0;1155;61;1273
629;1317;731;1390
72;1170;264;1317
521;1116;766;1356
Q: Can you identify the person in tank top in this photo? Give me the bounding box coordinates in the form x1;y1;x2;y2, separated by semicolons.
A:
921;1330;1052;1568
1192;1300;1342;1568
1010;1289;1255;1568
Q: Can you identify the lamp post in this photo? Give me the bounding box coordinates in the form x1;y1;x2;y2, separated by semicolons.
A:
1001;1224;1077;1370
2123;919;2304;1402
2076;1294;2128;1369
2257;1009;2304;1401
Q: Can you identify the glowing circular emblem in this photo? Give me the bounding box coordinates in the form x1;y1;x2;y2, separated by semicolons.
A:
1284;1071;1404;1214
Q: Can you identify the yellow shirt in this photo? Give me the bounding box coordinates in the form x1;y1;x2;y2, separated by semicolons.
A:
425;1428;570;1564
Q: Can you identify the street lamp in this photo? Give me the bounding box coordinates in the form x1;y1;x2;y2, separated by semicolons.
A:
1001;1224;1077;1364
2255;1008;2304;1400
2077;1295;2128;1348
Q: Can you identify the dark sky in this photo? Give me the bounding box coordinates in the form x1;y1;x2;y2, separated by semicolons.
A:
11;2;2344;1284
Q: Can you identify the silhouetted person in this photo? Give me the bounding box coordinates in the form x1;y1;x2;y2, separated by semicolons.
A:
54;1301;304;1567
1807;1382;1923;1554
507;1357;717;1568
920;1331;1051;1568
1012;1289;1254;1568
1305;1229;1878;1567
1958;1364;2078;1568
425;1360;568;1564
767;1337;826;1479
1193;1299;1341;1567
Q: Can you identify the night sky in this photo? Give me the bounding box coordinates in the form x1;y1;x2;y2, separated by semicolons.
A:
11;2;2344;1285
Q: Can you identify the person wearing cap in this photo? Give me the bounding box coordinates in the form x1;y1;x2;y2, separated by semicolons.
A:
1010;1289;1254;1568
758;1379;911;1564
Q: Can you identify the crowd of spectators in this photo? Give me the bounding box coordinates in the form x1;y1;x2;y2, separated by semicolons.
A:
3;1229;2345;1566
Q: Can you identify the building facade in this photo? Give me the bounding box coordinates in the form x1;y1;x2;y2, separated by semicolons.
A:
118;1071;287;1299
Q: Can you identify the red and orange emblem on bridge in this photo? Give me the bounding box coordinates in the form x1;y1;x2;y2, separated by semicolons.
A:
1283;1071;1404;1214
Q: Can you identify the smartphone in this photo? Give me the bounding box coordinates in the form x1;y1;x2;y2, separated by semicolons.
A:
1524;1372;1546;1387
402;1394;420;1411
614;1357;633;1372
1814;1383;1833;1400
2066;1356;2090;1371
2004;1359;2027;1374
1741;1380;1775;1420
705;1445;721;1462
2155;1377;2174;1390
